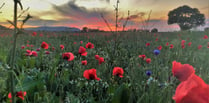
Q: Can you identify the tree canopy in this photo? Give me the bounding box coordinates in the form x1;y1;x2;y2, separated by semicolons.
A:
168;5;205;30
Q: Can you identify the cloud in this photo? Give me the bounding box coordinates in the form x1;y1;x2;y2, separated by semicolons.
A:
53;1;112;19
200;6;209;10
51;1;115;28
78;0;110;3
129;12;146;20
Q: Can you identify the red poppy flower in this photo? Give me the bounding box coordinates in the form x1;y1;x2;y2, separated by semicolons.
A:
146;58;151;64
52;47;55;51
181;44;185;49
139;54;146;60
45;51;50;54
198;45;202;50
83;69;100;81
41;42;49;49
86;42;94;49
95;55;100;60
16;91;27;100
157;45;162;50
62;52;74;61
172;61;195;82
25;50;37;57
78;46;87;56
80;41;83;44
203;35;208;39
36;48;40;51
146;43;150;47
98;57;105;65
39;33;43;37
26;49;31;54
32;32;37;36
181;40;185;44
155;38;158;41
166;42;169;46
188;42;192;46
81;60;87;65
8;93;11;99
21;46;25;49
73;42;77;44
8;91;27;100
31;51;38;56
60;45;64;50
113;67;124;78
170;44;174;49
172;61;209;103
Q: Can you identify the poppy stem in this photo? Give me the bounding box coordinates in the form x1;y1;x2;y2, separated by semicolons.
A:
10;0;18;103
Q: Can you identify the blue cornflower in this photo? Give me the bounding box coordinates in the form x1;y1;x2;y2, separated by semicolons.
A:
153;49;160;55
146;70;152;76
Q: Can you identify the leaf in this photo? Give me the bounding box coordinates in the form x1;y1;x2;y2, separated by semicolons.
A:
16;78;43;91
111;84;130;103
65;92;80;103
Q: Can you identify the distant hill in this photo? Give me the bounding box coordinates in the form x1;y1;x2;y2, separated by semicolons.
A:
0;25;10;30
25;26;80;32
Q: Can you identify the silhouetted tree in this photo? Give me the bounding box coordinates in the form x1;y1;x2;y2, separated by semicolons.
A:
151;28;158;33
82;27;88;32
168;5;205;30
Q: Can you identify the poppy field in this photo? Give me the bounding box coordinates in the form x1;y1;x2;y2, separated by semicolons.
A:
0;31;209;103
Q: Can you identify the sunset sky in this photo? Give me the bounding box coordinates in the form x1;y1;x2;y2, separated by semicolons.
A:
0;0;208;31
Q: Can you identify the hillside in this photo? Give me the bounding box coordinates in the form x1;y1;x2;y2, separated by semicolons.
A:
25;26;80;32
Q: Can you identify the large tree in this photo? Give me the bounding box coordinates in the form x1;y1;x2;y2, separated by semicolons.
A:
168;5;205;30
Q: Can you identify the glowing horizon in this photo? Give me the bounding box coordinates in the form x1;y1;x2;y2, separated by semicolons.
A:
0;0;208;31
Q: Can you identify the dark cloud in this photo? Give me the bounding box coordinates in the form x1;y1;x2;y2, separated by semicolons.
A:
52;1;112;21
78;0;110;3
118;12;146;22
50;0;115;28
129;12;146;19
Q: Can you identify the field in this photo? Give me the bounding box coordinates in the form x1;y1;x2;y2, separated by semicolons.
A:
0;30;209;103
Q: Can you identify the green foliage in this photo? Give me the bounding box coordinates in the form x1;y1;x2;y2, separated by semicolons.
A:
0;31;208;102
111;84;130;103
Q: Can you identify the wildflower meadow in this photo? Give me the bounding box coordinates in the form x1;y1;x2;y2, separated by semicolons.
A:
0;30;209;103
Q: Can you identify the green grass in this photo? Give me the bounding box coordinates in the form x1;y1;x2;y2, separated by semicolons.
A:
0;31;208;103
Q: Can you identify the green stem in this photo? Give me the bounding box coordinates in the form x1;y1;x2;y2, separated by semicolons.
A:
10;0;18;103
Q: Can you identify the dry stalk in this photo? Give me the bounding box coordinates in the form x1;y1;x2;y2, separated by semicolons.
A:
123;10;130;31
10;0;30;102
100;13;114;34
114;0;119;33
